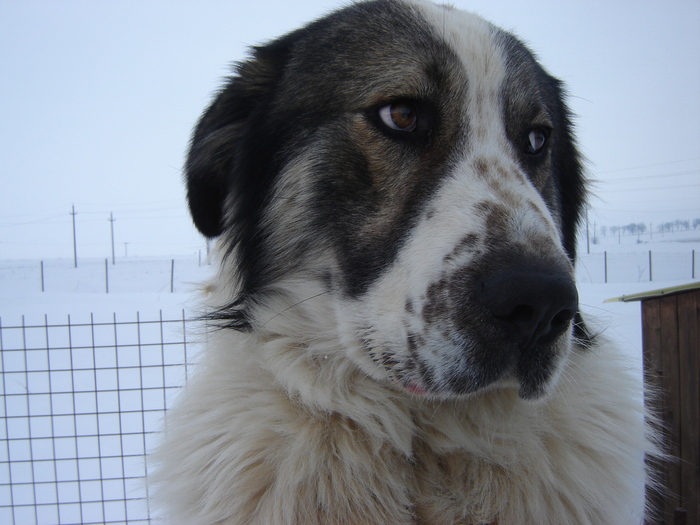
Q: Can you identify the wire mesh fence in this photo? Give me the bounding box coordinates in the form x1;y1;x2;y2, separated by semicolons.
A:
1;248;698;523
576;249;698;283
0;311;200;525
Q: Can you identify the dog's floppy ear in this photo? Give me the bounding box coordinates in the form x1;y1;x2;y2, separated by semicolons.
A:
185;42;290;237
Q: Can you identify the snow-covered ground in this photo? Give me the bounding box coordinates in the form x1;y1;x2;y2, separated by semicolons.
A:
0;233;698;524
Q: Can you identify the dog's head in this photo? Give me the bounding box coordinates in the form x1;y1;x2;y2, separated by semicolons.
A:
186;0;587;400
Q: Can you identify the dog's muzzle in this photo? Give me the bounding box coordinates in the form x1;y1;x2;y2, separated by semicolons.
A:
436;250;578;399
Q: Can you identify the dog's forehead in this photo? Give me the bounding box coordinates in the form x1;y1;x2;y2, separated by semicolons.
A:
278;0;516;107
414;1;505;80
414;1;552;122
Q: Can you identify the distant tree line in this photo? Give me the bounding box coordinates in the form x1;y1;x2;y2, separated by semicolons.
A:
609;223;647;236
657;219;699;233
599;219;699;236
591;217;699;244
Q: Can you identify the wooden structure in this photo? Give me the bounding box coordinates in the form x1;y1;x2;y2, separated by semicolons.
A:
615;282;699;524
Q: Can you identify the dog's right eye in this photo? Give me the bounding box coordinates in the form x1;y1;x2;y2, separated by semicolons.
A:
378;102;418;132
525;127;549;155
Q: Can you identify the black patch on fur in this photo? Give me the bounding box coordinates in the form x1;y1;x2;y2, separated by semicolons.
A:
185;38;293;238
497;31;587;264
185;0;466;305
203;299;253;331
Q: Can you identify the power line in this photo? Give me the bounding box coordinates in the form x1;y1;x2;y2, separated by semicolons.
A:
598;169;700;184
0;207;68;220
0;214;68;228
596;157;700;175
601;182;700;193
77;205;185;216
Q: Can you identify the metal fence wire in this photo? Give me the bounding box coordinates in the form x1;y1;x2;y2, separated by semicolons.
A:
0;311;200;525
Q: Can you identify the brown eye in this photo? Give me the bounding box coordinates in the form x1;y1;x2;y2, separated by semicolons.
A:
378;102;418;132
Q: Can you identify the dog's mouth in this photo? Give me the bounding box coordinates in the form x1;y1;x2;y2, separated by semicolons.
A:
394;335;572;401
402;381;429;396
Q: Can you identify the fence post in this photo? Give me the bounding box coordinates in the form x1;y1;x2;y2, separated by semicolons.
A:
604;251;608;283
40;260;45;292
105;258;109;293
693;250;696;280
171;259;175;293
649;250;653;282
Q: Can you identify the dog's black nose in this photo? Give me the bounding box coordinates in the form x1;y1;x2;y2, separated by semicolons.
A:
477;260;578;346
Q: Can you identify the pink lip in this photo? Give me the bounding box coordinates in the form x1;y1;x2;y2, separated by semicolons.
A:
405;382;427;396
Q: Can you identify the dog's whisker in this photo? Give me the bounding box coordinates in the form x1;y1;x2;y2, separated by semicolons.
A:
258;290;331;329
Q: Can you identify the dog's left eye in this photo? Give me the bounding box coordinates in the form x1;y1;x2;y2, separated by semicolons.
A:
526;128;549;155
378;102;418;132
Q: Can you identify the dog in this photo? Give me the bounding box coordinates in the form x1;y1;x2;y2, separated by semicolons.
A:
153;1;658;523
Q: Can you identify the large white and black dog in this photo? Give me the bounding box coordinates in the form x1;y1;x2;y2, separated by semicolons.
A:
154;1;658;523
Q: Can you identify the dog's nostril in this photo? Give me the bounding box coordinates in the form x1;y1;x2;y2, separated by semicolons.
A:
477;260;578;346
498;304;535;326
496;303;574;344
551;308;575;329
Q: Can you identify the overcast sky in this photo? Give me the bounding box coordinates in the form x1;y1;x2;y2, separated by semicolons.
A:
1;0;699;260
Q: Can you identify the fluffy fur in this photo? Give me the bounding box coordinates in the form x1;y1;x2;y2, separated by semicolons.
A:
152;1;658;523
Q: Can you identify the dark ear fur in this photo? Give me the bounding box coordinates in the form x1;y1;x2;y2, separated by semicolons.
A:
552;86;586;264
185;43;290;237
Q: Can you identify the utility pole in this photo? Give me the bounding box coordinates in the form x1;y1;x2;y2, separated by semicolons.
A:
109;212;116;265
70;205;78;268
585;206;590;255
124;242;129;257
593;221;597;245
